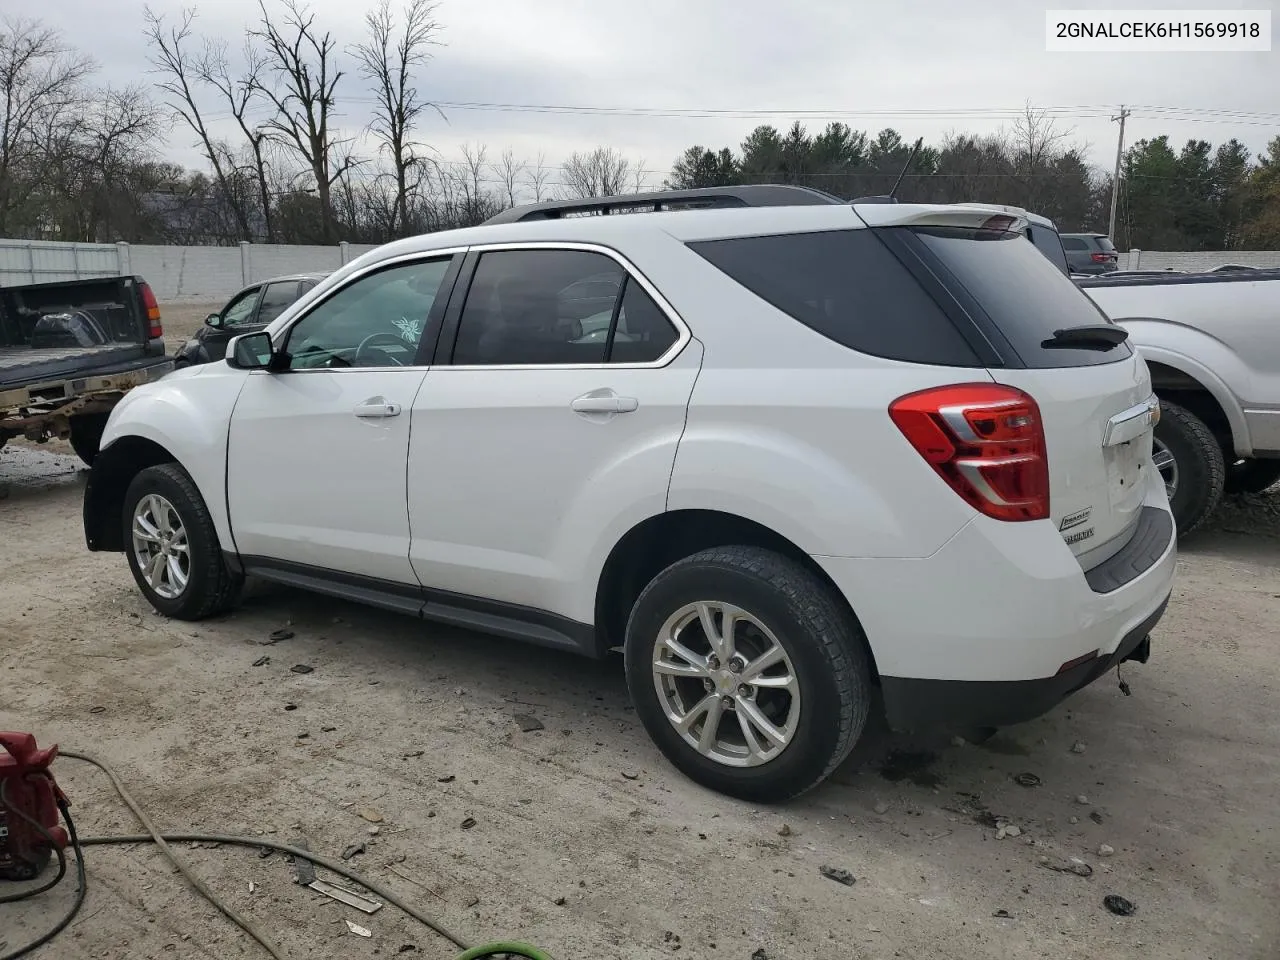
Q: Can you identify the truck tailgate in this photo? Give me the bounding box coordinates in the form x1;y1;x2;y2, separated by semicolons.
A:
0;344;148;387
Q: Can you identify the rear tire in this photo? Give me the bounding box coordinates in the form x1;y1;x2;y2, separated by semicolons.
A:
1153;399;1224;537
1224;458;1280;496
122;463;242;620
69;412;110;466
624;546;872;803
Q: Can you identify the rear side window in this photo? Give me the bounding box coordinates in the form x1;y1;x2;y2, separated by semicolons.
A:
258;281;301;325
912;227;1132;368
451;249;680;366
1095;237;1117;253
1061;237;1089;250
689;230;981;366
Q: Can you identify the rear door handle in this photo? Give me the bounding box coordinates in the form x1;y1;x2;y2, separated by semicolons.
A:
571;394;639;414
354;398;402;418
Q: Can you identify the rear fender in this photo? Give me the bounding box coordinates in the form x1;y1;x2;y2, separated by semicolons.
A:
1118;321;1251;455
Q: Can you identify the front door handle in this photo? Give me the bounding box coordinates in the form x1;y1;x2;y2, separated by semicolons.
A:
354;398;402;418
571;394;639;414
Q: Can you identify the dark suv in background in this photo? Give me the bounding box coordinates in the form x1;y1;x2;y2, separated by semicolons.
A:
175;273;326;367
1061;233;1119;274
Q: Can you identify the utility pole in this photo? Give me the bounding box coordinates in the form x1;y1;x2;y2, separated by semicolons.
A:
1108;105;1130;242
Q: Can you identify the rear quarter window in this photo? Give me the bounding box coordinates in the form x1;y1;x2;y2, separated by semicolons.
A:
912;227;1133;368
688;229;982;366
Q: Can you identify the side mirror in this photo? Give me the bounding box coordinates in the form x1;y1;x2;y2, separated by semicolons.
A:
205;313;223;328
226;331;275;370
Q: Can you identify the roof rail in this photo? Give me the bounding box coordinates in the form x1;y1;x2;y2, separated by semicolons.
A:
482;184;845;225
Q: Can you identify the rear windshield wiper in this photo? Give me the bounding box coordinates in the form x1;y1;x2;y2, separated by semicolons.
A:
1041;324;1130;350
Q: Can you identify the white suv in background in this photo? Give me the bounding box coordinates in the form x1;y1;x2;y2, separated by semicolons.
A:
83;186;1176;802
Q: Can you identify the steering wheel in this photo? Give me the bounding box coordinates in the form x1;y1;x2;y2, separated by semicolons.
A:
353;332;412;367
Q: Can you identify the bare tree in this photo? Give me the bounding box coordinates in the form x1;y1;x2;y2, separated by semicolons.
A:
490;148;524;207
0;17;94;233
144;7;254;241
560;146;632;198
631;157;648;194
1010;101;1073;210
523;150;551;202
252;0;354;243
199;40;275;241
352;0;442;237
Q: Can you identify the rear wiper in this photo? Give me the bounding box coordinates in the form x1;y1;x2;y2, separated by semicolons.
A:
1041;324;1129;350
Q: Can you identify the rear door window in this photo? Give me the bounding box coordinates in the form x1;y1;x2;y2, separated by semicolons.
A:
689;230;982;366
257;281;301;325
911;227;1132;368
1061;237;1089;251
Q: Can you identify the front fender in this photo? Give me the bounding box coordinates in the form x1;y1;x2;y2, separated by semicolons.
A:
98;364;250;551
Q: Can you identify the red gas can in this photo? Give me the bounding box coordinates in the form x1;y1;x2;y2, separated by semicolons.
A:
0;732;69;881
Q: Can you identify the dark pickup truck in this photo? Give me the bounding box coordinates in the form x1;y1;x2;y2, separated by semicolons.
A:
0;275;173;464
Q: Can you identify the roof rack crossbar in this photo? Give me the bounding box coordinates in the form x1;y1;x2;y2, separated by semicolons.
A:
483;184;846;224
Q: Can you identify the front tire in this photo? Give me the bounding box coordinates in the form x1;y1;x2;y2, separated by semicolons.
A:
624;546;872;803
1153;400;1225;537
122;463;242;620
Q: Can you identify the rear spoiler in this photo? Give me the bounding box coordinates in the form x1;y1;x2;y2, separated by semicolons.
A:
852;203;1029;234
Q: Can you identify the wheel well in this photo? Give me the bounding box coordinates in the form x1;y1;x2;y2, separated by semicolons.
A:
1147;362;1233;453
84;437;177;552
594;509;880;679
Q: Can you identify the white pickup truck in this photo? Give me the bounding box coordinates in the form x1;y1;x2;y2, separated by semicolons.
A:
1002;205;1280;534
1078;272;1280;533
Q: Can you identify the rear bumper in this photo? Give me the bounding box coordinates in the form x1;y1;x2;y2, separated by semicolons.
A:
879;592;1167;730
814;477;1176;732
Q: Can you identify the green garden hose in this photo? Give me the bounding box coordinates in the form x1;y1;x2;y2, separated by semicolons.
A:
58;750;555;960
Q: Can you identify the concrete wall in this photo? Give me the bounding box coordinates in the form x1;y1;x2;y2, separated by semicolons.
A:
0;238;379;300
1124;249;1280;272
4;237;1280;303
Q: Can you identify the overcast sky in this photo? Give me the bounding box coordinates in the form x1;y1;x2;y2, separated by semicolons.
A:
36;0;1280;191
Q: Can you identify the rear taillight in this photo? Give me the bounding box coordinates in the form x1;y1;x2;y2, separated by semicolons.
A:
889;384;1050;522
141;282;163;339
1091;252;1116;262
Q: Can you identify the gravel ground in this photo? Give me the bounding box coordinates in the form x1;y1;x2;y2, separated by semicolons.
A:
2;380;1279;958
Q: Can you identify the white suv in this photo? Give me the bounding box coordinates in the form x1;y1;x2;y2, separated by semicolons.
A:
83;186;1176;802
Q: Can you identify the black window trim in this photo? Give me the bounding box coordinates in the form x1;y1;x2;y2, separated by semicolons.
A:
434;240;692;371
262;248;467;373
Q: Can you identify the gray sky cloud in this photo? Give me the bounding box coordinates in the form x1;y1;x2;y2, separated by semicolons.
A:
36;0;1280;190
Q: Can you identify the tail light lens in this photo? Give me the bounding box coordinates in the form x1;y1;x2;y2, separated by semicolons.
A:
140;282;163;339
1090;252;1114;263
889;384;1050;522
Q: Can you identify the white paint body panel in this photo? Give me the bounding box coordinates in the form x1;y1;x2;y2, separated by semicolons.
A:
407;342;703;622
98;361;248;550
819;466;1173;682
226;368;427;583
1084;275;1280;456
